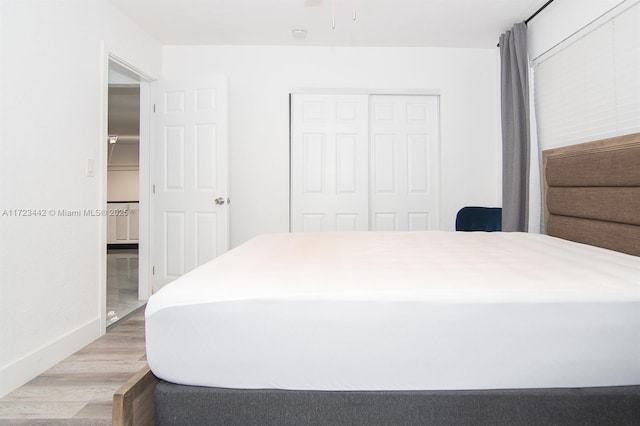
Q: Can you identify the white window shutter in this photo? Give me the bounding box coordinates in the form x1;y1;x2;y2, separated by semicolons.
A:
534;3;640;149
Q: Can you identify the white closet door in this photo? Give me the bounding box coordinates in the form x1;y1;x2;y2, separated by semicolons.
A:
290;94;369;232
369;95;440;231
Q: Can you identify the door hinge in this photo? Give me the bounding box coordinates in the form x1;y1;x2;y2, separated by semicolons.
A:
152;266;155;275
153;103;156;113
152;184;156;194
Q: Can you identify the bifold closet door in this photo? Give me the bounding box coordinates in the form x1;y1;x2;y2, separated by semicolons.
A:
290;94;370;232
369;95;440;231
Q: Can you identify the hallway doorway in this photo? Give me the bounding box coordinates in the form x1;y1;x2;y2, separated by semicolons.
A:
106;62;143;326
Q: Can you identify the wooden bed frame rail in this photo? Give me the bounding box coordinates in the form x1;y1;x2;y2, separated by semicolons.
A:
112;364;159;426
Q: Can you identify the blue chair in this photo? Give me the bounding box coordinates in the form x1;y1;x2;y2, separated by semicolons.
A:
455;207;502;232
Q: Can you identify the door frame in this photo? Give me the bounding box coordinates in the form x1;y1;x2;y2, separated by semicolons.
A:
100;47;155;331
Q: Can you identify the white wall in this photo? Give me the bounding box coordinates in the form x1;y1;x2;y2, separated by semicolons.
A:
163;45;502;247
0;0;161;397
108;141;140;201
108;171;140;201
528;0;626;60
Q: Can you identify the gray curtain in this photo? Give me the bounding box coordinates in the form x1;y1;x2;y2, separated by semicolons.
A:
500;23;530;232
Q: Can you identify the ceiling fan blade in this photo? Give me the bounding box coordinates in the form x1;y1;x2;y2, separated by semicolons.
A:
305;0;323;6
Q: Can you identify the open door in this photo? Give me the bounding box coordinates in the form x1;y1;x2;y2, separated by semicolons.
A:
151;76;229;291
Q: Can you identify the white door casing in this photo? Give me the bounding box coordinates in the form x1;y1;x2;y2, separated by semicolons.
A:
290;94;369;232
152;76;229;290
369;95;440;231
291;93;440;232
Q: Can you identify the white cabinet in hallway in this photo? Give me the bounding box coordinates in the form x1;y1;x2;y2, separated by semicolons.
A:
107;202;139;244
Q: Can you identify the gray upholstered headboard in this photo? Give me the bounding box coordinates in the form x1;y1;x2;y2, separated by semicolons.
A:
543;132;640;257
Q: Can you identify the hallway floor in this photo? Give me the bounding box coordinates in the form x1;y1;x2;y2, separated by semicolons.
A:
107;248;145;327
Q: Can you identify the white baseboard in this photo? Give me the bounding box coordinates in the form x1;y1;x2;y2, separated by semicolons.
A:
0;317;102;398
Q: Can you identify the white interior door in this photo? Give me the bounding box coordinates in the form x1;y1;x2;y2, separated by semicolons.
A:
369;95;440;231
152;76;229;290
290;94;369;232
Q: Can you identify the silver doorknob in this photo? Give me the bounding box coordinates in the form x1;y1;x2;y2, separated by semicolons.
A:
214;197;226;205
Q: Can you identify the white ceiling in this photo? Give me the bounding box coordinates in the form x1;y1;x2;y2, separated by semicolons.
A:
109;0;547;48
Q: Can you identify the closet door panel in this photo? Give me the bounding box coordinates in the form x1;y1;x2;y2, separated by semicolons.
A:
369;95;440;231
291;94;369;232
373;134;397;193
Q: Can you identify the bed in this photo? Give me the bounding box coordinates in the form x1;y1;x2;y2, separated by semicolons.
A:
140;132;640;425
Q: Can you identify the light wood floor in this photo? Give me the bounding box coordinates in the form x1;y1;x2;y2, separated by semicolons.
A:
0;307;146;425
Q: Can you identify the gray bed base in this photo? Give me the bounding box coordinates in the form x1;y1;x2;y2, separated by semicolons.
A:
155;381;640;426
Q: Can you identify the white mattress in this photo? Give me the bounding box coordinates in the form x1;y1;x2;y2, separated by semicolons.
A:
145;231;640;391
